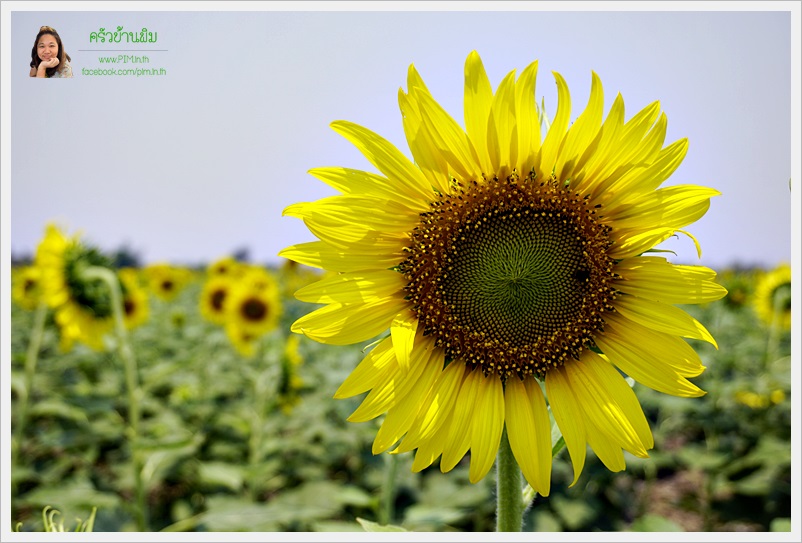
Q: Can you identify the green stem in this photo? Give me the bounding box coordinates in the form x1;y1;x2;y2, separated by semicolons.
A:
82;266;147;531
12;301;48;466
378;453;399;525
496;427;524;532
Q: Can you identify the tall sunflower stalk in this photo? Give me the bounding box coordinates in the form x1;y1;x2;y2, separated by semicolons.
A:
80;266;148;531
12;301;48;467
32;225;149;531
281;51;726;531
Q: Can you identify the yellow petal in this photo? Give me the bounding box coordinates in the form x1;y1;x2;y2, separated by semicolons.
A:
391;315;418;372
604;185;720;230
441;368;481;472
603;311;706;377
334;337;396;399
468;375;505;483
555;71;604;181
583;351;654;450
505;377;552;496
614;257;728;304
463;50;494;173
416;90;483;182
586;427;626;473
594;330;705;397
330;121;432;201
613;294;717;348
307;167;429;212
373;343;441;453
294;270;406;304
291;297;407;345
347;334;436;422
545;366;587;486
514;59;540;174
538;71;571;175
395;358;466;453
278;241;403;273
487;69;518;175
564;357;649;457
399;89;451;195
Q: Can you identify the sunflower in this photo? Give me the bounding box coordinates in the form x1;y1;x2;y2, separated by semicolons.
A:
280;51;727;495
12;266;44;311
144;263;193;301
199;274;236;326
223;272;282;356
35;224;116;351
207;256;245;278
119;268;150;330
753;263;791;330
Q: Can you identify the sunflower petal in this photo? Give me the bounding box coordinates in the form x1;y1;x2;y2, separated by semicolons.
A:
514;59;540;173
331;121;432;201
334;336;396;399
391;315;418;371
505;377;552;496
464;50;494;173
291;297;407;345
613;294;718;348
469;375;505;483
546;367;587;486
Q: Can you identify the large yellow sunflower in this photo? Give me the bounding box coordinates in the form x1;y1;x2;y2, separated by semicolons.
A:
280;51;727;495
753;263;791;330
35;225;116;351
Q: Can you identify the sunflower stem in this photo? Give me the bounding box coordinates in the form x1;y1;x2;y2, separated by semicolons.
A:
378;453;399;525
12;301;48;470
496;427;524;532
82;266;147;531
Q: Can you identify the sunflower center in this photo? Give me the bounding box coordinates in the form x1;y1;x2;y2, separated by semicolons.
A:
23;279;37;293
401;171;617;380
161;279;174;291
211;289;226;311
123;299;136;316
63;244;116;318
443;210;589;346
242;298;268;321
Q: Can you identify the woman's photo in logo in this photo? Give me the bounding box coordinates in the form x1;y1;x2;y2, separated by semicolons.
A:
30;26;73;78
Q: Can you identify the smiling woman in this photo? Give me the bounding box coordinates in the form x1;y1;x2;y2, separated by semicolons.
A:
29;25;72;78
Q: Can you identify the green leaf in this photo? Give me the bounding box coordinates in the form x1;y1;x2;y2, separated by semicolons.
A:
629;514;684;532
197;461;244;492
356;517;407;532
770;518;791;532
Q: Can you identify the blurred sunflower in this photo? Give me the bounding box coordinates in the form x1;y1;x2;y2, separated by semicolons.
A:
753;263;791;330
144;263;193;301
119;268;150;330
207;255;244;278
12;266;43;311
281;51;727;495
35;224;116;351
199;274;235;326
223;273;282;357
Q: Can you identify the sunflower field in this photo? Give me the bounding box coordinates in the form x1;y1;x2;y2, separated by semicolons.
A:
9;241;792;533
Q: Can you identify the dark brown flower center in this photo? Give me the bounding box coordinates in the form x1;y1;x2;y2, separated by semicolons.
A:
211;289;226;311
242;298;268;321
400;170;617;380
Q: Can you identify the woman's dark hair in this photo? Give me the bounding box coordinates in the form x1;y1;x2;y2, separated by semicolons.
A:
30;26;71;78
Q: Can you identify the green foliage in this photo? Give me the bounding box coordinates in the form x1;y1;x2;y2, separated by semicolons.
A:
10;266;791;532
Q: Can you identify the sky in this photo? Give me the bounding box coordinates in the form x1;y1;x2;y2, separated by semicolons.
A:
4;4;797;270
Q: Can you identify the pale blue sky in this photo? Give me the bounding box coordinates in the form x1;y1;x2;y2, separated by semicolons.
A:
8;7;794;269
